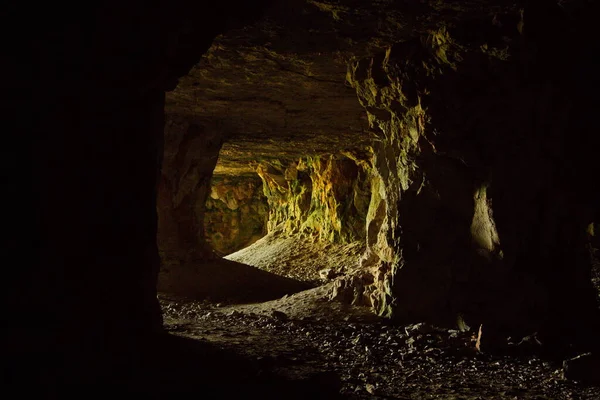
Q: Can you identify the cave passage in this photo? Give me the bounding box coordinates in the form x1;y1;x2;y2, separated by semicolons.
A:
155;0;600;354
156;125;373;302
14;0;600;396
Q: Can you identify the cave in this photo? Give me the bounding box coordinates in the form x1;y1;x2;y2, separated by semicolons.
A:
10;0;600;397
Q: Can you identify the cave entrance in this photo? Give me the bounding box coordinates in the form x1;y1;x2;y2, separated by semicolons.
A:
211;144;372;285
156;114;374;303
156;12;375;302
155;0;600;330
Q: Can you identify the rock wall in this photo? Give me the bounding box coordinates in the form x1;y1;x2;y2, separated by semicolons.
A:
204;175;268;256
158;116;224;267
150;2;600;356
257;153;371;244
22;0;594;368
343;6;600;351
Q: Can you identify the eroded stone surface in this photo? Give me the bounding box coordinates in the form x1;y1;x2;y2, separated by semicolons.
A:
157;0;600;353
257;154;371;243
339;8;600;348
204;175;268;256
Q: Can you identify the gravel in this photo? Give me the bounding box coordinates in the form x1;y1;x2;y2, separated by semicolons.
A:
160;294;600;400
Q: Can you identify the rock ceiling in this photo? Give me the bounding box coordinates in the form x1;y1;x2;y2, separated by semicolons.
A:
165;0;519;175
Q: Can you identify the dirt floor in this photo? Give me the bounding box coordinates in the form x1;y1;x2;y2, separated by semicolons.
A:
159;288;600;400
155;235;600;398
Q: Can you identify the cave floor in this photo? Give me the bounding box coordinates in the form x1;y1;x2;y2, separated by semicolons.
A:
225;229;366;284
160;292;600;400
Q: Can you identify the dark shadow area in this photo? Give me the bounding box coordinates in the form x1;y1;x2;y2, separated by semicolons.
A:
157;295;600;397
5;333;342;399
7;0;600;396
158;257;313;303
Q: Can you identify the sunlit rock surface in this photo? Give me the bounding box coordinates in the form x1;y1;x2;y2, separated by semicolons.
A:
256;154;371;243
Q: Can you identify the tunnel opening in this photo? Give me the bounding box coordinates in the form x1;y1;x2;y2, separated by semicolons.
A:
154;0;600;351
156;115;376;303
15;0;600;396
200;145;373;286
223;152;369;285
151;0;600;391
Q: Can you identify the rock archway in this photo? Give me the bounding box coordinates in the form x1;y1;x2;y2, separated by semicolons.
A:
153;1;600;357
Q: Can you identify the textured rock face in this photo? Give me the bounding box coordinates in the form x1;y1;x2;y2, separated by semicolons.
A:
204;175;268;256
153;0;600;353
10;5;600;396
345;8;600;347
257;154;371;243
158;116;225;265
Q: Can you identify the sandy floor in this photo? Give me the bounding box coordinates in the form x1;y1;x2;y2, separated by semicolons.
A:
225;228;365;284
